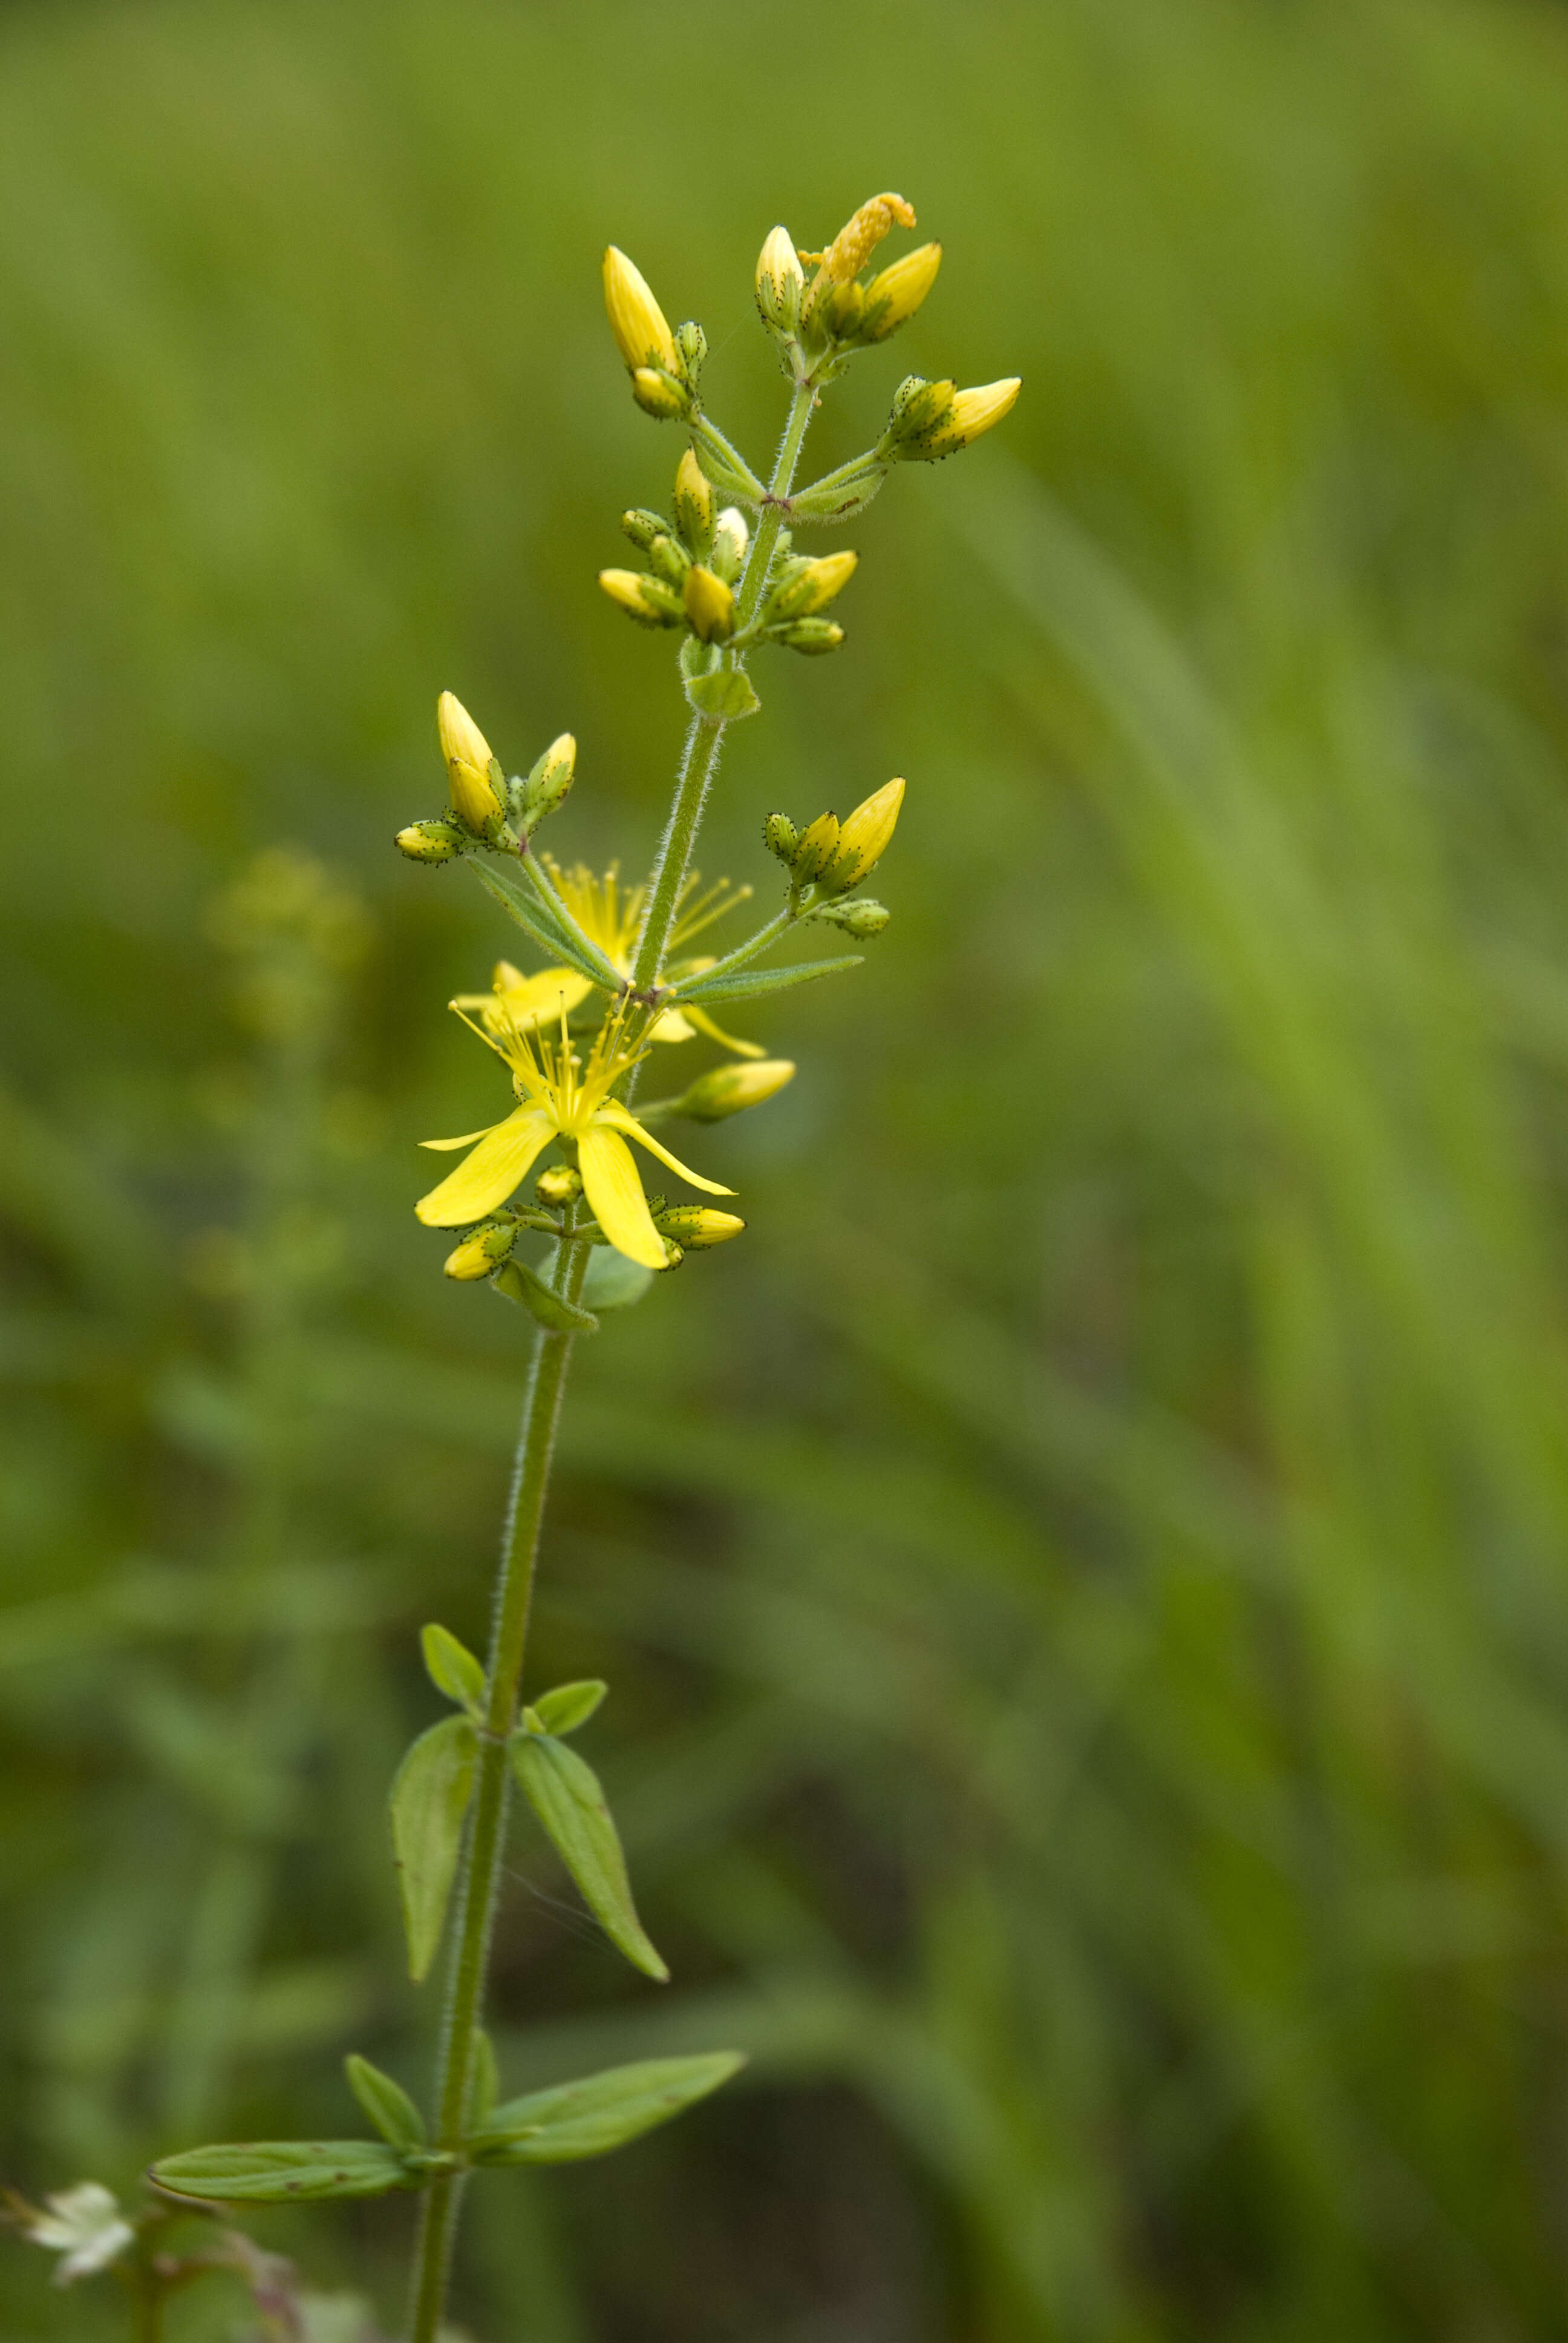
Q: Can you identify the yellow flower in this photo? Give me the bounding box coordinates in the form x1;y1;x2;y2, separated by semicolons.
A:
437;690;503;834
602;247;678;373
416;1006;733;1272
919;377;1021;455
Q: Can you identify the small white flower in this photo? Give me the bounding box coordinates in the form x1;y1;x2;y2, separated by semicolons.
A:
23;2181;134;2286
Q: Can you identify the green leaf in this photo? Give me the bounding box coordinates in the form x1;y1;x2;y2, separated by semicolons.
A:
673;953;864;1008
151;2139;415;2203
471;859;617;986
389;1714;477;1984
580;1249;655;1312
509;1734;668;1981
492;1257;600;1333
420;1622;486;1714
345;2054;426;2150
469;2053;743;2166
529;1679;607;1736
685;666;760;721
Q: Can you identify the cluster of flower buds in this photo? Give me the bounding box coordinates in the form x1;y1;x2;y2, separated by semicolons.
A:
755;195;944;365
764;777;903;935
396;695;576;861
878;373;1022;463
442;1172;748;1286
603;247;706;421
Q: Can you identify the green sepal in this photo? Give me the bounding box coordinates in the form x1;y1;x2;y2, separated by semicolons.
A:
581;1250;655;1312
469;2053;743;2167
389;1714;477;1984
509;1733;668;1982
420;1623;486;1715
344;2055;426;2151
466;2028;499;2129
492;1257;600;1334
789;461;888;524
150;2139;417;2203
685;667;760;722
672;953;864;1008
528;1679;608;1736
470;859;617;988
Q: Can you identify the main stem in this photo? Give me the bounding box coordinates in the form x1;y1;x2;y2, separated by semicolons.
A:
407;371;818;2343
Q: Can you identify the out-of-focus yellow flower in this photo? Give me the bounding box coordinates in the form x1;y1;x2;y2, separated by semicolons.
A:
674;1058;795;1122
416;1006;733;1271
603;247;678;372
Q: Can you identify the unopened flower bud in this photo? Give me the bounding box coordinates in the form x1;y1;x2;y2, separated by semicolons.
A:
647;531;691;587
396;820;465;862
621;506;667;552
756;226;805;332
631;366;689;420
763;811;800;864
675;320;707;381
776;617;846;656
824;280;866;338
878;375;957;457
655;1206;746;1247
831;776;904;888
859;243;942;340
535;1164;583;1208
599;568;684;628
790;811;841;884
518;733;577;831
673;449;714;558
437;690;505;834
768;549;858;621
676;1058;795;1121
444;1222;515;1280
603;246;678;373
710;506;749;584
811;896;891;937
898;377;1021;460
684;565;735;643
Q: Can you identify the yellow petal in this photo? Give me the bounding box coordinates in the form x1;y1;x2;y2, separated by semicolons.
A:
650;1006;697;1043
595;1104;736;1196
578;1125;668;1270
682;1003;765;1059
415;1107;557;1227
419;1121;506;1152
494;969;593;1028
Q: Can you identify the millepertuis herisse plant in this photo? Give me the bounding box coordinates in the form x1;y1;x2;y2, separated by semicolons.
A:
16;194;1017;2343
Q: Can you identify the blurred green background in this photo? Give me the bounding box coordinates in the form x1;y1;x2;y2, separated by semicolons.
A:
7;0;1568;2335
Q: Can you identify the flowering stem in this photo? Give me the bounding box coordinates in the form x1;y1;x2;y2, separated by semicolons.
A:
630;376;817;996
406;1223;590;2343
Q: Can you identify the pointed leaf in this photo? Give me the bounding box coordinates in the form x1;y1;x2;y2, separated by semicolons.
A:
685;667;760;721
390;1714;477;1983
345;2055;426;2151
509;1734;668;1981
673;954;863;1008
470;2053;743;2166
529;1679;608;1736
471;859;620;987
492;1257;600;1334
150;2140;414;2203
420;1623;486;1714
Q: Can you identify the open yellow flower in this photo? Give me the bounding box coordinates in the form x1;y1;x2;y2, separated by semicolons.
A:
452;862;765;1058
416;1004;734;1271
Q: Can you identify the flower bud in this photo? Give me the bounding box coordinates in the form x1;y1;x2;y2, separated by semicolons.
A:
603;246;678;373
396;819;465;862
790;811;841;884
878;375;957;457
831;776;904;887
763;811;800;864
756;226;805;332
859;242;942;340
768;549;858;621
811;896;891;937
599;568;684;628
823;280;866;338
655;1206;746;1247
776;617;845;656
897;376;1021;460
632;366;689;420
676;1058;795;1121
437;690;505;834
535;1164;583;1208
621;506;667;551
710;506;750;585
673;450;714;559
683;565;735;644
444;1222;515;1280
675;320;707;381
647;531;691;587
518;733;576;831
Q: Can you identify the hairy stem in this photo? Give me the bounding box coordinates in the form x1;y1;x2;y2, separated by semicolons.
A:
407;1227;590;2343
630;376;817;995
